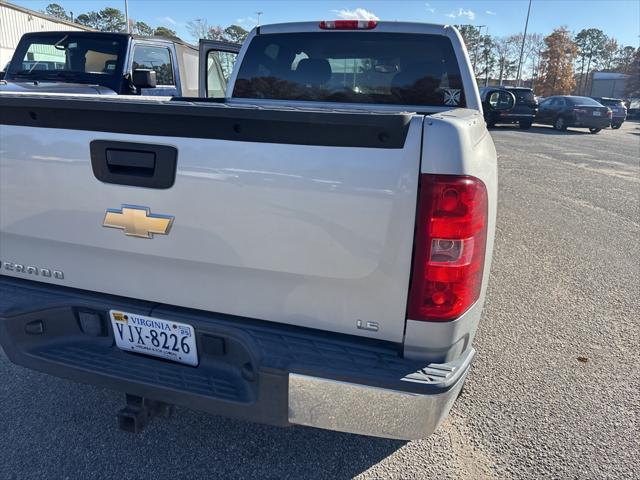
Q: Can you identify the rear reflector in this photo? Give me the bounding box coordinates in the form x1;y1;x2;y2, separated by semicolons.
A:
319;20;378;30
407;174;488;321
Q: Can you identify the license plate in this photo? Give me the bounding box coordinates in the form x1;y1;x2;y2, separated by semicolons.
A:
593;111;601;116
110;310;198;366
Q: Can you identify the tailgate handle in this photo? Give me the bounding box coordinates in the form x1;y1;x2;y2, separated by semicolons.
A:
106;149;156;175
90;140;177;189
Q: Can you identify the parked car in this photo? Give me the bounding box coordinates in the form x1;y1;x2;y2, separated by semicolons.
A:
480;86;537;129
591;97;627;129
0;31;203;96
0;20;507;440
536;95;612;133
627;98;640;120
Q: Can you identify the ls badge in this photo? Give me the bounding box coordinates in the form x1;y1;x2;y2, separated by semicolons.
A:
103;205;174;239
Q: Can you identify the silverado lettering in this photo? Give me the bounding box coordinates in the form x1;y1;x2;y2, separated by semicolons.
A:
0;261;64;280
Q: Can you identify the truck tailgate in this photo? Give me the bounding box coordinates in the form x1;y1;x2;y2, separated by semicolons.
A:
0;95;422;342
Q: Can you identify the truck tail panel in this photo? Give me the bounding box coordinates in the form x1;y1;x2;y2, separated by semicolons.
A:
0;96;422;343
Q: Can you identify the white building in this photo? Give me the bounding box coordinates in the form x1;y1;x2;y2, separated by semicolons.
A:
590;72;630;99
0;1;92;67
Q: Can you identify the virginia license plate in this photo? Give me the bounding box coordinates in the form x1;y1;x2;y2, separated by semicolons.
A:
593;111;601;116
110;310;198;366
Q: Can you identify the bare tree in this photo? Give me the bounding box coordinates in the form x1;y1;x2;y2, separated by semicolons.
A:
187;18;211;41
493;36;520;85
207;26;226;41
597;38;619;71
613;46;637;74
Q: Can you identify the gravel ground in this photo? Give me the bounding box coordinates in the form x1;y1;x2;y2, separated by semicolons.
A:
1;121;638;479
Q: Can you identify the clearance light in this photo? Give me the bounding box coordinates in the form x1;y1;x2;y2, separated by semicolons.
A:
319;20;378;30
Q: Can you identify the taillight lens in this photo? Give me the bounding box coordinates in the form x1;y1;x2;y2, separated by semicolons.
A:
607;109;612;118
319;20;378;30
407;174;488;321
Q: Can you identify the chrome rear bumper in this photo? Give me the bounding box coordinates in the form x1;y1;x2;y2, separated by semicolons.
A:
288;348;474;439
1;276;475;440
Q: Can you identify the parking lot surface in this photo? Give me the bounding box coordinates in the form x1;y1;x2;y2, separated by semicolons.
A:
1;121;638;479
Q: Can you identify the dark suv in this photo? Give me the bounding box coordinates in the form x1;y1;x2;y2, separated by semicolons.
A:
591;97;627;129
479;86;537;129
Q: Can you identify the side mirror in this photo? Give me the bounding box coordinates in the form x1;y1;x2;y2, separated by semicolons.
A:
132;69;156;89
486;90;515;111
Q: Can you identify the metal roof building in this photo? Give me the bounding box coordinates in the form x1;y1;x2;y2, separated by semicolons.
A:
590;72;630;99
0;1;92;67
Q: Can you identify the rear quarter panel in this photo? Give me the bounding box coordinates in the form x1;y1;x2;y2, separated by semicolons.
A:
405;108;497;361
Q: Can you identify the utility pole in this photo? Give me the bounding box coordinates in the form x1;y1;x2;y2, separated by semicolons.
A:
124;0;130;33
255;11;263;27
515;0;532;86
484;27;490;87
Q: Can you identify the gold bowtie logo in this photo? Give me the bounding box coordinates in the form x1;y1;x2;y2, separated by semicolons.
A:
103;205;174;239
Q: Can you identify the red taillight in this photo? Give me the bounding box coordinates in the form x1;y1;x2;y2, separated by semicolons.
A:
607;109;613;118
319;20;378;30
407;174;488;321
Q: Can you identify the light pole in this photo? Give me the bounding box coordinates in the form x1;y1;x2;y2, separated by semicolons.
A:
255;11;263;27
515;0;532;86
124;0;130;33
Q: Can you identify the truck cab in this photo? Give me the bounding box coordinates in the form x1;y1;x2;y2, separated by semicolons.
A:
1;31;199;97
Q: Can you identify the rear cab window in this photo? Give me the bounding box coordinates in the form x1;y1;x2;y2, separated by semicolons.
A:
233;32;465;107
132;45;174;85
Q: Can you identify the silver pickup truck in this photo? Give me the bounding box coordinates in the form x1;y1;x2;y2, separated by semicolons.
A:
0;21;511;440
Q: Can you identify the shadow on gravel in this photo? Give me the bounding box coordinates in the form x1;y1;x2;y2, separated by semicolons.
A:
0;364;406;480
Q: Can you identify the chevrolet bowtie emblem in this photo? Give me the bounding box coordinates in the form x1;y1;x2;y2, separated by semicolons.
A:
103;205;174;239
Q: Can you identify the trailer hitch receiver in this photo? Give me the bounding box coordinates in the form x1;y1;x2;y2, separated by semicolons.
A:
117;394;174;433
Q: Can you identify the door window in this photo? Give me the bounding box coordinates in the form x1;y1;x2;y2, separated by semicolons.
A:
132;45;174;85
206;50;238;97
